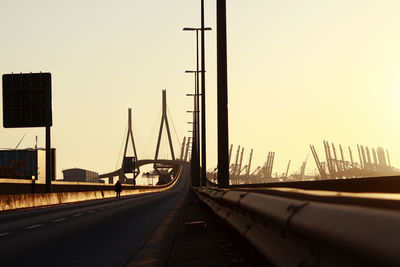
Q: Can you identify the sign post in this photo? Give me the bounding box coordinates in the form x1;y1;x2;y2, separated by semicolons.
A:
45;126;51;193
2;72;53;192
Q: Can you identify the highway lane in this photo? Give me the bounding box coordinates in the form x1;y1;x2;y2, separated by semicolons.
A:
0;165;189;267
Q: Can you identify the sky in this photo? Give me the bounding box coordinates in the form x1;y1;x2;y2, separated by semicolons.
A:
1;0;400;179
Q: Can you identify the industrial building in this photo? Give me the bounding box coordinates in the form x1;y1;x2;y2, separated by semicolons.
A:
62;168;99;183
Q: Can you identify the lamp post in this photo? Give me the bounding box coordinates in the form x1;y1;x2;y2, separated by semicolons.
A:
186;71;201;186
200;0;207;187
186;89;200;187
183;26;211;186
186;70;202;172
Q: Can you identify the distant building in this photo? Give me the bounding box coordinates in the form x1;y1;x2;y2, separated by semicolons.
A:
0;149;56;181
62;168;99;183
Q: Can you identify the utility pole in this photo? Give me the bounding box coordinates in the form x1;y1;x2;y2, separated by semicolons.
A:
216;0;229;188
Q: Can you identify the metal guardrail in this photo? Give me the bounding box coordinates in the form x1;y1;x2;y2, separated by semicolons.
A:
195;187;400;266
229;175;400;193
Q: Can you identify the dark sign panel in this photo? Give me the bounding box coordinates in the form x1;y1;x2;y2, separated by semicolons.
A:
2;72;52;128
123;157;136;174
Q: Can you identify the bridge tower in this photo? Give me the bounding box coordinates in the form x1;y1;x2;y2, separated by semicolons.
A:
154;90;176;178
120;108;140;183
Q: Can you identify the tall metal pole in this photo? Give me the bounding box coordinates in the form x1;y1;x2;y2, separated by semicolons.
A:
190;93;199;186
217;0;229;187
194;73;200;186
186;71;200;186
195;31;201;186
45;126;51;193
200;0;207;187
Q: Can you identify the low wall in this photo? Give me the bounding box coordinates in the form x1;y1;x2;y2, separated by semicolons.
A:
0;178;170;195
1;187;154;212
0;166;183;212
0;178;116;195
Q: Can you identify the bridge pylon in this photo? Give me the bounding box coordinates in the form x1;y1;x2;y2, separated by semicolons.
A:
154;90;176;178
121;108;140;183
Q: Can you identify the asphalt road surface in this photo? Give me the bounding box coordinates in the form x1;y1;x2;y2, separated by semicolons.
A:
0;166;189;267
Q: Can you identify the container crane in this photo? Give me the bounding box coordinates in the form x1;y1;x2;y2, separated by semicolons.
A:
246;149;253;176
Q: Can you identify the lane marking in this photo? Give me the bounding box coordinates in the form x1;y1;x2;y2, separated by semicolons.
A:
26;224;43;230
73;213;83;217
0;232;9;237
88;210;96;213
52;217;66;223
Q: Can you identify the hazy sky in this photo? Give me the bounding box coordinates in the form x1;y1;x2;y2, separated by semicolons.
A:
1;0;400;178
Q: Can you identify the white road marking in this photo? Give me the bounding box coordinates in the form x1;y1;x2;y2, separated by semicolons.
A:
25;224;43;230
52;217;66;223
0;232;9;237
73;213;83;217
88;210;96;213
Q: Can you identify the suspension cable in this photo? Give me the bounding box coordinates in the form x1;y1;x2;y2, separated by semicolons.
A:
167;106;181;150
115;122;128;170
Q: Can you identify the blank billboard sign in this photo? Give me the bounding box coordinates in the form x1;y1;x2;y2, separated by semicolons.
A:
2;72;52;128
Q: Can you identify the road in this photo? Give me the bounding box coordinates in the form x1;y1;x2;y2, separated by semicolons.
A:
0;165;189;267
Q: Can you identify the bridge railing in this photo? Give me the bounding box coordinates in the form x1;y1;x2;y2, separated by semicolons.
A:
195;187;400;266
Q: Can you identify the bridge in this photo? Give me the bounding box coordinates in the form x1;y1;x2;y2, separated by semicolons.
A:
1;88;400;266
2;2;400;267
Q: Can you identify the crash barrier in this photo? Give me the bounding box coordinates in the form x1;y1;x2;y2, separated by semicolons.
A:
0;178;179;195
195;187;400;266
229;175;400;193
0;166;182;212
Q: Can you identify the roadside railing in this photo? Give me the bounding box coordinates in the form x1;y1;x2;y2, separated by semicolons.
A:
195;187;400;266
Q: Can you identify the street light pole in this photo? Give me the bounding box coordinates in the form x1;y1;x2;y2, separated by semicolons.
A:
200;0;207;187
186;71;201;186
183;26;211;187
187;104;199;187
195;31;200;172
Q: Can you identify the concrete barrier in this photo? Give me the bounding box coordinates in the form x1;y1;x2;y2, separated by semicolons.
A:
1;187;151;211
0;166;183;212
0;178;170;195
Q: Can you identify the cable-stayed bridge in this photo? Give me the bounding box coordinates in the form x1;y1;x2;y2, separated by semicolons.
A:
2;4;400;266
1;86;400;266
